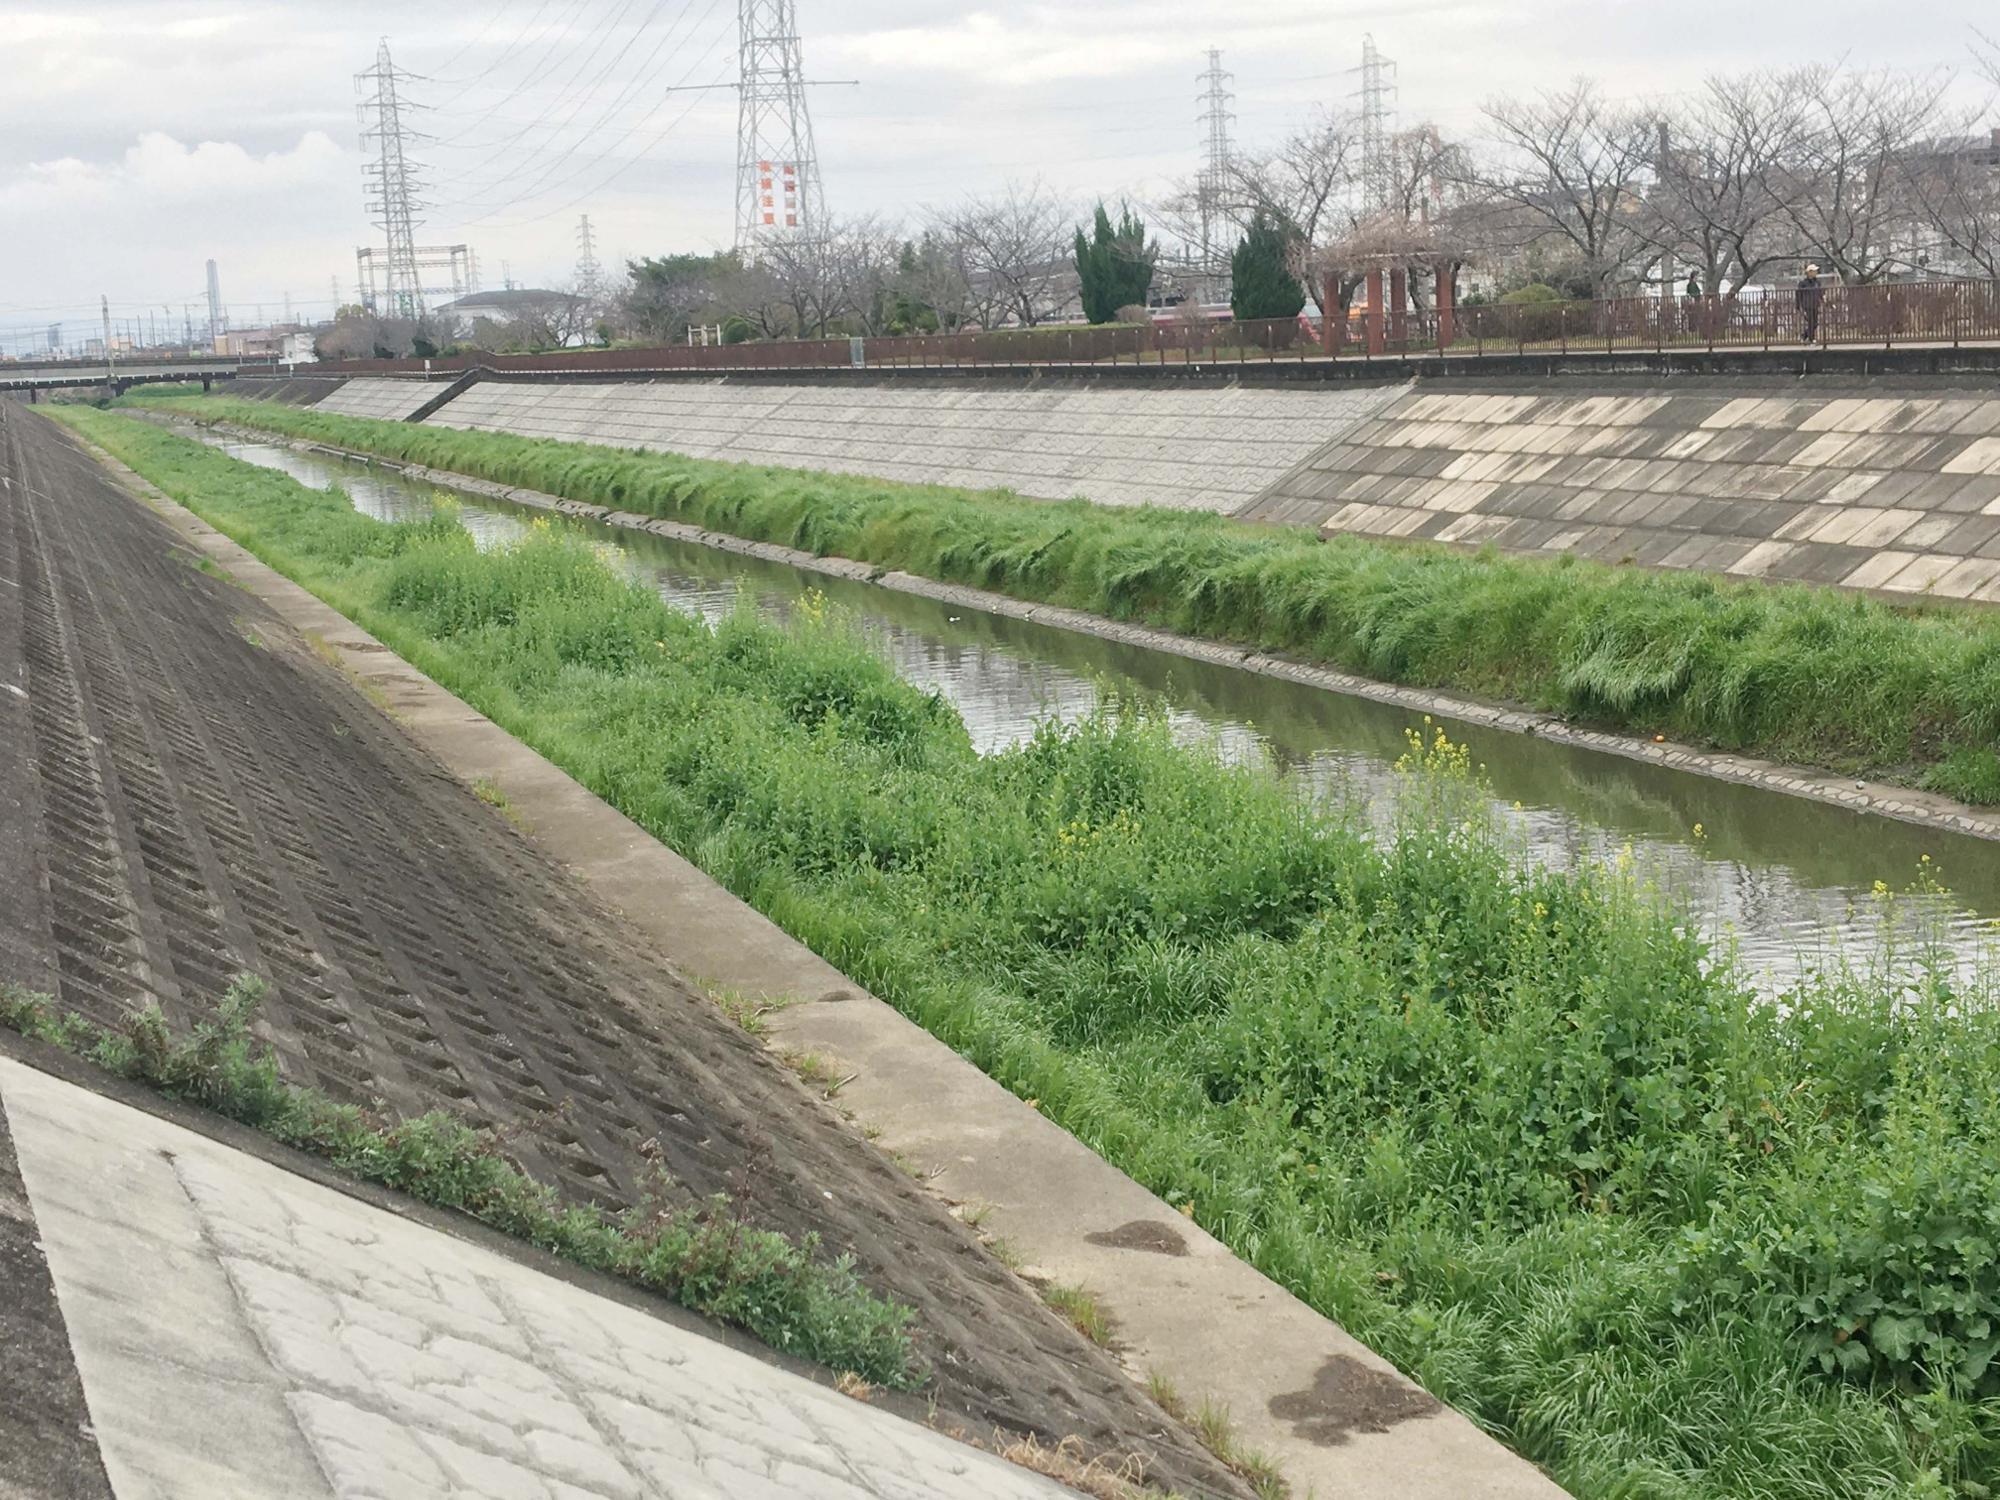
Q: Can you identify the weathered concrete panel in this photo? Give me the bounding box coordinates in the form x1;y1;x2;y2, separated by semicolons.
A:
1241;385;2000;602
317;377;439;423
427;378;1412;513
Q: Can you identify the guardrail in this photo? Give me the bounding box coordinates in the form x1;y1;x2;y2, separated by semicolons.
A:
262;276;2000;381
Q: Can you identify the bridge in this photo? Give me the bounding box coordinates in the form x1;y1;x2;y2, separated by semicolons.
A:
0;355;258;397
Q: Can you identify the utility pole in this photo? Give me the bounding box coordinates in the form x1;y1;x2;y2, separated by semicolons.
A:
734;0;829;254
101;295;113;388
356;38;430;319
1352;34;1399;217
1196;47;1235;296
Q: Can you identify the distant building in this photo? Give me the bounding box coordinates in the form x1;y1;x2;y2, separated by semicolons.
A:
433;288;569;324
215;326;311;360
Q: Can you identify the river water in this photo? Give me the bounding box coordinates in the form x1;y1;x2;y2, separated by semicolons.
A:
194;430;2000;988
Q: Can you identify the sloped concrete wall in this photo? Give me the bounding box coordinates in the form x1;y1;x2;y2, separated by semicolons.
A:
1241;388;2000;602
231;375;348;406
427;378;1409;513
316;377;438;423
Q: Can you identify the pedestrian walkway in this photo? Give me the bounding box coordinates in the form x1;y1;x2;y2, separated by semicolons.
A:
0;1056;1076;1500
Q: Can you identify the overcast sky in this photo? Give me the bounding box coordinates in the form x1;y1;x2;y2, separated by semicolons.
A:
2;0;1994;352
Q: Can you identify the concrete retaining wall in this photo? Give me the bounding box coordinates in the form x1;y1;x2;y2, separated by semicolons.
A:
232;375;347;406
1241;387;2000;602
315;376;438;423
427;378;1409;512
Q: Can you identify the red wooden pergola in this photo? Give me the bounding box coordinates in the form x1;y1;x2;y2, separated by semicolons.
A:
1301;217;1469;356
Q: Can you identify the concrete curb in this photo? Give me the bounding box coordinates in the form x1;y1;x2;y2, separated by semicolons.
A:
86;421;1571;1497
217;420;2000;846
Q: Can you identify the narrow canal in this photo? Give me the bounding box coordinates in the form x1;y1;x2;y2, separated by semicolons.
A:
194;427;2000;986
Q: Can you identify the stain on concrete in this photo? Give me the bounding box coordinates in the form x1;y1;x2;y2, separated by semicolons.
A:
1085;1219;1189;1257
1268;1354;1441;1446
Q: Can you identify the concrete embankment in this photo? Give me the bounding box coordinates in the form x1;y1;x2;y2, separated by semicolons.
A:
239;370;2000;604
1241;383;2000;602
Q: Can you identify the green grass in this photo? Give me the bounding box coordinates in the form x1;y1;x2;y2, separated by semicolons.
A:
150;391;2000;803
51;404;2000;1498
0;976;917;1386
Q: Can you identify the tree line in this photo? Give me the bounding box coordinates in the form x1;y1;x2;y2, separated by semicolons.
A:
326;51;2000;358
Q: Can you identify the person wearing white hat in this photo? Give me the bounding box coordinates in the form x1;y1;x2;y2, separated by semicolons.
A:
1795;263;1825;343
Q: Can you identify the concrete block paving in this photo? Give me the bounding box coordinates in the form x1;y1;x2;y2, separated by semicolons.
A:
1236;384;2000;601
0;1060;1075;1500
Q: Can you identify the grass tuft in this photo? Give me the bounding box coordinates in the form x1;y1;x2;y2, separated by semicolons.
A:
1042;1282;1116;1348
0;977;918;1388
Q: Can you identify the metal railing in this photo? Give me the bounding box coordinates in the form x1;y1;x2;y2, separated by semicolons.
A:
253;277;2000;381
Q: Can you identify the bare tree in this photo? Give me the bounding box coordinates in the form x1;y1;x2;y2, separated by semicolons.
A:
1228;111;1364;246
1469;80;1659;292
890;231;975;330
509;286;594;349
924;181;1075;327
1152;110;1361;272
615;252;742;342
1906;127;2000;278
738;215;903;338
1778;66;1951;283
1642;71;1815;297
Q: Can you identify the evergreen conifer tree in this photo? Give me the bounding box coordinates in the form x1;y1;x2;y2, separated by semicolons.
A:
1073;202;1156;323
1230;210;1306;322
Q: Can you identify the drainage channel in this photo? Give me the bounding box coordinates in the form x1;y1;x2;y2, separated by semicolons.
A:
190;427;2000;988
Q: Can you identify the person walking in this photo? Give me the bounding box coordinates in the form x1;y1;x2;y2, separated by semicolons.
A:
1796;263;1825;343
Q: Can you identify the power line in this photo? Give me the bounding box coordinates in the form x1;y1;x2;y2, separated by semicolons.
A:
432;0;660;186
470;7;738;229
426;0;593;109
424;1;523;83
427;0;600;136
432;0;717;215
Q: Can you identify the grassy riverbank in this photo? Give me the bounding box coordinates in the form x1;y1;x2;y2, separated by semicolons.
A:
57;403;2000;1498
141;388;2000;804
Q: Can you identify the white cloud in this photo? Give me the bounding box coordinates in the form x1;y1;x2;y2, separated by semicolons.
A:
0;130;349;211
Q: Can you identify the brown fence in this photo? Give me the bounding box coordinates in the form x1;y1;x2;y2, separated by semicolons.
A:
247;277;2000;382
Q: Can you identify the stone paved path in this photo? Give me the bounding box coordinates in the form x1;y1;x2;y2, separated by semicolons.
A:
0;1056;1077;1499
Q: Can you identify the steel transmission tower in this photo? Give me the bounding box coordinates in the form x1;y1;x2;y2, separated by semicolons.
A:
1353;34;1399;216
734;1;826;254
356;39;430;318
576;214;603;301
1196;48;1236;284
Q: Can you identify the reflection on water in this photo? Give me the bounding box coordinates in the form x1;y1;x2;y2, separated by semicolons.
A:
199;430;2000;987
